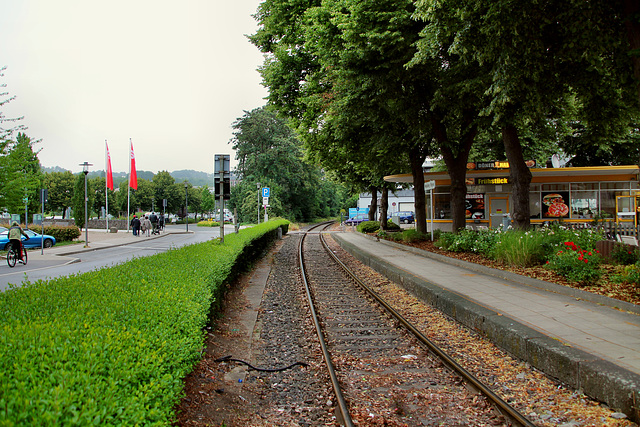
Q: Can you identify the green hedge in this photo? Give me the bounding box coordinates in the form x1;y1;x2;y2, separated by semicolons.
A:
42;225;82;242
0;219;289;426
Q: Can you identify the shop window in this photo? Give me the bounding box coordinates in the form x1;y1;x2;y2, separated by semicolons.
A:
529;193;541;219
600;191;632;217
542;183;569;192
434;193;451;219
571;183;598;191
601;182;630;190
571;191;597;218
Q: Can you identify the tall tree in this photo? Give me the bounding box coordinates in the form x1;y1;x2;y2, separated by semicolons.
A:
229;106;342;222
415;0;639;229
152;171;182;214
0;133;42;221
43;171;75;218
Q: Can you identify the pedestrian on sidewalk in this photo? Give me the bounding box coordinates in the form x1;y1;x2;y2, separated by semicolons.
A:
131;215;141;236
142;215;152;237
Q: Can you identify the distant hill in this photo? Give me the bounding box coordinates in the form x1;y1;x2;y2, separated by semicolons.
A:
41;166;214;187
170;170;213;187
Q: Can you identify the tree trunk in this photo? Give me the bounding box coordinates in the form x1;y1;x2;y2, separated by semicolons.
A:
368;186;378;221
380;187;389;229
410;147;427;234
502;124;532;230
432;114;477;234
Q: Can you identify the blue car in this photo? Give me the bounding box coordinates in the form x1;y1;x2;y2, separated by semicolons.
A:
0;229;57;250
345;213;369;226
390;211;415;224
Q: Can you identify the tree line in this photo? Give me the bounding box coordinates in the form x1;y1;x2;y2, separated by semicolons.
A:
250;0;640;233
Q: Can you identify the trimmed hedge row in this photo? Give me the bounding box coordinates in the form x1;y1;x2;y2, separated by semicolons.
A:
0;224;81;242
0;219;289;426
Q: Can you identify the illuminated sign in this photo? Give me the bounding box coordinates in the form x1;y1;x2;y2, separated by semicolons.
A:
477;177;509;185
467;160;536;170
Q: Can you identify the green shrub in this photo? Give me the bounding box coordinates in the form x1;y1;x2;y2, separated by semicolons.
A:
435;231;457;250
0;219;289;426
545;241;601;284
610;243;640;265
357;220;380;233
384;220;401;231
42;225;81;242
492;230;546;267
197;220;220;227
403;229;429;243
435;229;492;253
613;262;640;286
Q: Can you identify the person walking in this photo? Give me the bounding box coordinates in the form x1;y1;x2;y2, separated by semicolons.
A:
8;221;29;263
131;215;141;236
149;212;158;234
142;215;152;237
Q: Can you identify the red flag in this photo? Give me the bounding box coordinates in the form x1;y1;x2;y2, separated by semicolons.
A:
129;139;138;190
106;141;114;190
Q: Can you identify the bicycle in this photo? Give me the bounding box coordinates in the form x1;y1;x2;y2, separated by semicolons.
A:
7;241;28;268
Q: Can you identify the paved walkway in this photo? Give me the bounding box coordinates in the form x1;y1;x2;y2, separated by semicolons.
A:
333;231;640;417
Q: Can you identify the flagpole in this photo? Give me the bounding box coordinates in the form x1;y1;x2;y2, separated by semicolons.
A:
127;139;131;233
105;140;109;231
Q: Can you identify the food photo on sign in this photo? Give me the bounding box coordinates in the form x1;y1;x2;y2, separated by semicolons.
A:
465;193;485;219
542;191;570;218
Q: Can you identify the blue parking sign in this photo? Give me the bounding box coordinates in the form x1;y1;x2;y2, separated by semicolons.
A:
262;187;270;198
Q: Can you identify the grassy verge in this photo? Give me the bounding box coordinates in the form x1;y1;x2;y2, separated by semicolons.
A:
0;219;288;426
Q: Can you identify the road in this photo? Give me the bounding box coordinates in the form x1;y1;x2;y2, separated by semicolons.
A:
0;225;235;292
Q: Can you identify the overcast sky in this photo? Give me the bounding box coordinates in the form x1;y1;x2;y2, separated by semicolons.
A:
0;0;268;174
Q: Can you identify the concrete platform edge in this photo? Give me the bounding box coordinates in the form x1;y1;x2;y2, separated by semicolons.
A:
333;232;640;420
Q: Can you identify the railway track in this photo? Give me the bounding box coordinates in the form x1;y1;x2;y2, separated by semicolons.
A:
300;223;536;426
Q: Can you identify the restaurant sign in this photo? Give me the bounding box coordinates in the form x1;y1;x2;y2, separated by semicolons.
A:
467;160;536;170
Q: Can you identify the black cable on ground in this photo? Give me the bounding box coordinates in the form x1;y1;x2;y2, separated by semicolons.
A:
215;355;308;372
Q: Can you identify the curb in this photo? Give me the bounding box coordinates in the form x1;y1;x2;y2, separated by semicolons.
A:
333;233;640;421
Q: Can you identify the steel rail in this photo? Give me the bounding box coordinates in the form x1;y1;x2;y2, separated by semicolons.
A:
319;231;537;427
299;223;354;427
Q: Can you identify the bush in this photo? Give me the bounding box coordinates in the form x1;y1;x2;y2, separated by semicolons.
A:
43;225;81;242
435;229;496;253
357;221;380;233
613;262;640;286
610;243;640;265
402;229;429;243
492;230;546;267
546;241;601;284
435;232;457;250
0;219;289;425
384;220;401;231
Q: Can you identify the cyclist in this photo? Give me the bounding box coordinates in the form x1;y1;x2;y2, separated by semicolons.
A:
8;221;29;263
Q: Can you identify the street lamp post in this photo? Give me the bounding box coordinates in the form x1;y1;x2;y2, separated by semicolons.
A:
256;182;261;224
184;182;189;232
80;162;92;247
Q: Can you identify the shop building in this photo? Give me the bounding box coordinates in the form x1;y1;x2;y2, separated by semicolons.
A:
385;164;640;232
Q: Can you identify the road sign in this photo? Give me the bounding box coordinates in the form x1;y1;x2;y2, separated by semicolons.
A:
425;180;436;191
262;187;270;198
263;197;269;205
